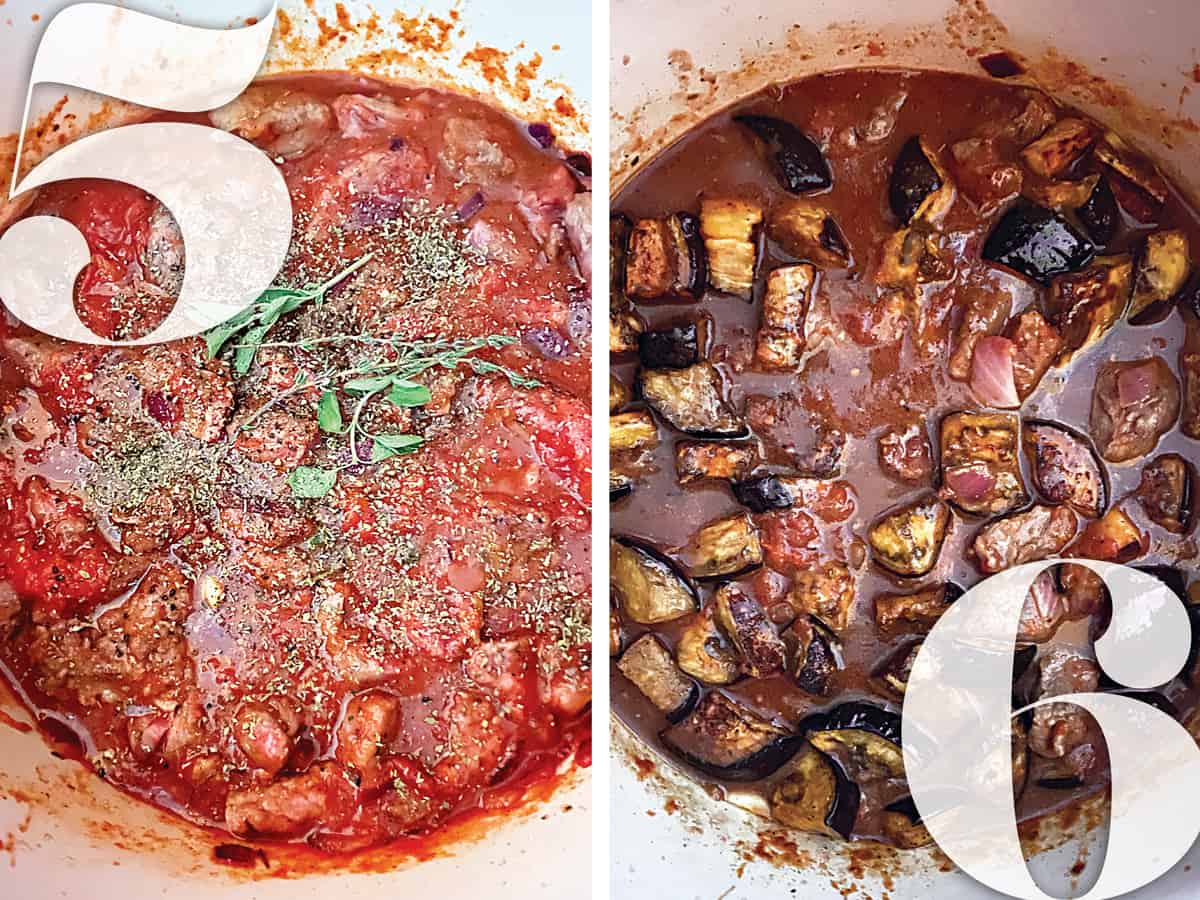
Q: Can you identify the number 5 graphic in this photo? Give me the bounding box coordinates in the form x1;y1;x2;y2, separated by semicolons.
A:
0;3;292;345
905;562;1200;899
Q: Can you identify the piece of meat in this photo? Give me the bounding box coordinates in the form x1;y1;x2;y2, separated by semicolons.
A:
144;203;185;298
1029;647;1100;760
210;86;334;160
234;702;298;776
537;640;592;717
22;476;95;553
1090;357;1180;463
940;412;1028;516
1183;352;1200;440
878;420;933;484
874;584;957;634
225;762;355;837
973;504;1077;574
0;581;21;632
789;561;856;632
432;691;515;791
110;487;195;553
1005;309;1063;399
1023;423;1107;519
335;691;401;788
949;137;1022;212
564;191;592;279
234;406;319;470
133;342;235;444
979;93;1059;145
217;496;315;548
1136;454;1193;533
440;116;517;186
1071;506;1147;563
1058;564;1110;620
331;93;427;138
1017;569;1068;642
304;141;434;235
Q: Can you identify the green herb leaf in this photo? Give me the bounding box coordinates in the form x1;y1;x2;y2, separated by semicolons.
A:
234;323;271;374
288;466;339;498
387;380;433;408
343;375;395;394
317;391;343;434
370;433;424;462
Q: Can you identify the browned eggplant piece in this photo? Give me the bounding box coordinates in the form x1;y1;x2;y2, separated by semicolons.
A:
784;615;843;696
624;213;707;300
638;322;701;370
1090;357;1180;463
610;213;631;295
876;223;956;293
1019;117;1099;178
889;136;954;225
1028;173;1098;211
675;607;741;685
678;512;763;580
788;560;857;632
609;471;634;502
1136;454;1194;533
1076;174;1120;246
609;375;631;413
878;420;934;485
876;639;923;697
972;504;1077;574
869;497;951;578
609;295;644;355
982;199;1095;285
1046;254;1133;366
874;583;963;635
609;607;622;658
755;264;815;370
882;797;934;849
700;197;763;299
735;115;832;195
675;441;759;485
661;691;800;781
767;198;851;268
1072;506;1147;563
713;584;787;678
1184;352;1200;440
771;745;860;839
1095;131;1170;211
617;634;698;723
731;474;840;515
610;538;698;624
801;702;905;780
610;409;658;453
1129;230;1191;322
638;362;746;438
1005;308;1065;399
939;412;1028;516
1022;422;1108;518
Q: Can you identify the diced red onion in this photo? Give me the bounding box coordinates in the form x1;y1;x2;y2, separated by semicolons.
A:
1117;363;1155;407
970;335;1020;408
528;123;555;148
388;136;406;151
456;191;487;222
524;326;571;360
144;391;178;426
945;465;996;501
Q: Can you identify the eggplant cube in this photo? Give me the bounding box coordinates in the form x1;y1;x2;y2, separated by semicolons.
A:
617;634;698;722
1005;308;1065;398
638;322;701;370
939;412;1028;516
609;295;644;354
755;264;816;371
869;496;951;578
771;745;859;839
874;584;958;635
802;702;905;780
679;512;763;580
889;136;954;225
735;114;833;195
1095;131;1169;207
610;409;659;453
1022;422;1107;519
609;375;631;413
1020;118;1099;178
788;560;856;632
713;584;787;678
1184;352;1200;440
1049;254;1133;367
675;608;741;685
675;441;759;485
982;199;1095;285
610;214;631;295
785;615;842;696
610;539;697;624
639;362;746;437
1136;454;1194;533
624;213;707;301
1130;230;1191;321
767;198;851;268
661;691;799;781
700;197;763;299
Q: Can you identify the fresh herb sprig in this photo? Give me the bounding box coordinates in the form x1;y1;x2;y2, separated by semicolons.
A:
204;253;377;373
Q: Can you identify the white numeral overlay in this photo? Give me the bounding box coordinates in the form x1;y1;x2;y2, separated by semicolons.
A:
904;562;1200;899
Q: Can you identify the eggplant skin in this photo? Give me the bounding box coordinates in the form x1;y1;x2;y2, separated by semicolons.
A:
889;137;943;225
661;691;801;781
638;362;747;438
770;745;860;839
610;538;698;624
714;584;787;679
610;214;632;295
617;634;699;723
802;701;903;746
638;323;701;370
735;114;832;195
732;475;796;513
982;199;1095;284
680;512;764;580
1077;176;1119;246
675;608;741;685
801;702;905;780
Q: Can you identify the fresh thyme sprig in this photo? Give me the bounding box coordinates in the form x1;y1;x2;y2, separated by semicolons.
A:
203;253;377;373
269;335;539;499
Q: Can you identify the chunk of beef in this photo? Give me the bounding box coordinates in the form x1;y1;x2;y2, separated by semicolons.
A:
1136;454;1193;533
440;116;516;185
1017;569;1069;642
133;343;235;444
111;487;195;553
433;691;515;791
335;691;402;788
234;406;319;470
1071;507;1147;563
333;93;427;138
235;701;300;776
1005;309;1063;399
949;137;1022;213
1029;647;1100;760
1182;352;1200;440
878;420;933;484
788;561;856;632
217;496;316;548
1090;357;1180;463
0;581;21;632
972;505;1077;574
949;285;1013;380
564;191;592;279
874;584;958;634
210;86;334;160
225;762;355;837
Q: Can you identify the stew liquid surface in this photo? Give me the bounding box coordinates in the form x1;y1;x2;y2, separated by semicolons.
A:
0;73;592;852
611;68;1200;848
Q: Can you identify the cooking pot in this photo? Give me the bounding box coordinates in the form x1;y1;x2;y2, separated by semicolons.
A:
0;0;591;895
610;0;1200;896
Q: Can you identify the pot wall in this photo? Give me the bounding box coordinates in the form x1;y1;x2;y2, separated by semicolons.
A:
610;0;1200;897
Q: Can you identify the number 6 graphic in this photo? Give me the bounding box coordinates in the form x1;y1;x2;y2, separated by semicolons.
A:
905;562;1200;899
0;3;291;345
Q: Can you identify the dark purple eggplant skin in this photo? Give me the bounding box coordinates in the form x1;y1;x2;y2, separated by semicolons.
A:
889;137;942;224
943;582;967;606
735;114;833;195
675;212;708;297
660;693;803;781
983;200;1096;284
821;217;851;261
610;214;632;294
1185;603;1200;688
610;480;633;503
732;476;794;513
796;620;842;696
1076;175;1119;247
824;753;863;839
638;323;700;370
800;701;903;747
